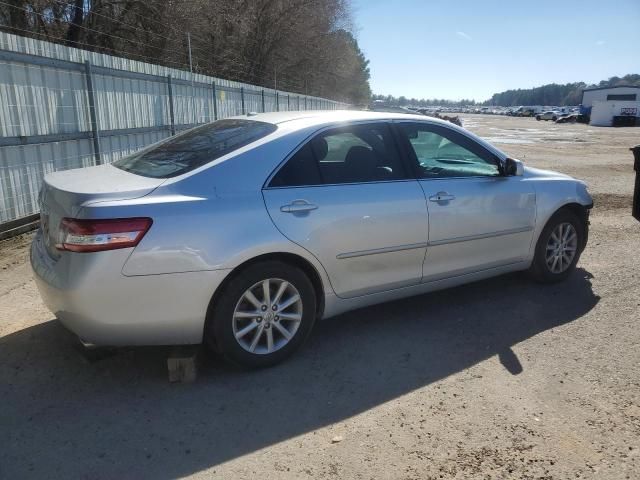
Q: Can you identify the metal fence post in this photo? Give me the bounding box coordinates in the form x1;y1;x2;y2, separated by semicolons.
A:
304;97;307;110
212;82;218;121
275;91;279;112
261;89;265;113
167;75;176;135
84;60;101;165
287;94;290;111
241;87;245;115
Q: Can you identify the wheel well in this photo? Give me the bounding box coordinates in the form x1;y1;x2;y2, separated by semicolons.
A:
554;203;590;250
558;202;588;225
206;253;326;323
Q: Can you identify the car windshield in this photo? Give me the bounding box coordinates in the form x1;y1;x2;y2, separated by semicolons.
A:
113;119;277;178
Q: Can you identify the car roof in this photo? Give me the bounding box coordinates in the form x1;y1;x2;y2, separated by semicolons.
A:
222;109;507;164
227;109;458;130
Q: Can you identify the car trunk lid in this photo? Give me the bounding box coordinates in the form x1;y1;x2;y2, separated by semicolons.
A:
39;164;164;258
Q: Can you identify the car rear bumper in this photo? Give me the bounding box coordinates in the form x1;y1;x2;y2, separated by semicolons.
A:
30;230;231;346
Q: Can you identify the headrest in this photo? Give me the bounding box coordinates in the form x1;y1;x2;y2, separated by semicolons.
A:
311;137;328;161
344;146;378;182
345;146;376;166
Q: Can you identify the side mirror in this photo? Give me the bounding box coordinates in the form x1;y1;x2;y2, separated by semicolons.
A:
504;157;524;176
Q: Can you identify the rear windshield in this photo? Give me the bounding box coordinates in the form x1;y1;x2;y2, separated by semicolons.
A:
113;119;277;178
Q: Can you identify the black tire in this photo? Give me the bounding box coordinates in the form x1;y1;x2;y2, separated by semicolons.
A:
536;115;541;121
205;261;317;368
529;209;585;283
552;116;557;121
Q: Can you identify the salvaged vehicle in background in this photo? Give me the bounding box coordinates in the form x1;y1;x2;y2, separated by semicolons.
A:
555;113;580;124
536;111;560;121
31;111;593;368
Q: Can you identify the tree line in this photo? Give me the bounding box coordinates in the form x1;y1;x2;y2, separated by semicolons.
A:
374;74;640;107
485;74;640;106
371;94;478;107
0;0;371;104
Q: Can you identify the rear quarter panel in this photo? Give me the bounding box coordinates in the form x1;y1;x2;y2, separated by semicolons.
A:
77;139;333;296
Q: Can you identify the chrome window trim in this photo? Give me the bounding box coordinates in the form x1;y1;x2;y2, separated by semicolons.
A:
266;178;418;190
417;175;507;182
263;119;512;189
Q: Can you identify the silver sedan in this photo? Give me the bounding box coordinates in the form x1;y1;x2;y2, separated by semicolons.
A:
31;111;593;368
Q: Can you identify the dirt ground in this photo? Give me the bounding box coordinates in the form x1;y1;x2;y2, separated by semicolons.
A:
1;114;639;479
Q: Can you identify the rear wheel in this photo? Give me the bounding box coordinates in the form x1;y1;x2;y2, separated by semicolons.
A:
205;261;317;368
536;115;541;121
529;209;585;283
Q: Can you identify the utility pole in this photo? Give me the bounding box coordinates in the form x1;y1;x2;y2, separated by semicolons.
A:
187;32;193;74
187;33;195;123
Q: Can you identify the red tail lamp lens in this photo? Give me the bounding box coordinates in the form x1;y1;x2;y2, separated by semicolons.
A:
57;218;152;252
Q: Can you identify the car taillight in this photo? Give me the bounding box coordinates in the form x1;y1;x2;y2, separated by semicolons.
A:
56;218;152;252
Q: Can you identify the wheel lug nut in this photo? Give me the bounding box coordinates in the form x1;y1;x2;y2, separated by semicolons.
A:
261;305;267;311
256;317;262;322
272;305;277;311
274;316;279;321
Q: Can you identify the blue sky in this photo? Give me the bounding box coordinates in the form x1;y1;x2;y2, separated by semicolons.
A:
353;0;640;101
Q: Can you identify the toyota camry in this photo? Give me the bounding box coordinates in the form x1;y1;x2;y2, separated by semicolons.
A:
31;111;593;368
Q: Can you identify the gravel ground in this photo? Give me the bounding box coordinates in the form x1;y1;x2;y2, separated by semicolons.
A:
1;115;639;479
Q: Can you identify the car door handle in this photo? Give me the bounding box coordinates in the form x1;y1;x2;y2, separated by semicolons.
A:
280;200;318;213
429;192;456;202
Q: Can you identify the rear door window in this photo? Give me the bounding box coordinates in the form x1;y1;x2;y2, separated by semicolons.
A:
114;119;277;178
269;143;322;187
269;123;407;187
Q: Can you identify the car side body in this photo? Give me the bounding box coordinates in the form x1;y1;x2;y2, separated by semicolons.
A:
536;111;560;121
31;110;593;357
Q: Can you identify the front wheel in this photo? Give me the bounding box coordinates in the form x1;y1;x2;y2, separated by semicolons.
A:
529;209;585;283
536;116;541;121
205;261;317;368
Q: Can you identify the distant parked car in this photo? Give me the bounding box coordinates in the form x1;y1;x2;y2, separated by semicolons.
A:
514;107;537;117
31;111;593;368
536;111;560;121
555;114;579;124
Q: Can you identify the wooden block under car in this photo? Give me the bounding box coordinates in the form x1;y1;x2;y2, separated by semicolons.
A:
167;346;200;383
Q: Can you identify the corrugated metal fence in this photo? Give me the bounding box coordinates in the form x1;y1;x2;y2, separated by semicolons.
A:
0;32;348;231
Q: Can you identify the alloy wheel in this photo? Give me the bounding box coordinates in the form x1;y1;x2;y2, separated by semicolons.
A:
232;278;303;354
545;222;578;274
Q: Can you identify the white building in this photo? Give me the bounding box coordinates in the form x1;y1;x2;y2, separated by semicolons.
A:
590;100;639;126
581;86;640;126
